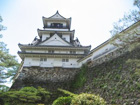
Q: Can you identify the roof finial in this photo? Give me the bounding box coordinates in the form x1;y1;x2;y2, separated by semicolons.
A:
56;10;59;14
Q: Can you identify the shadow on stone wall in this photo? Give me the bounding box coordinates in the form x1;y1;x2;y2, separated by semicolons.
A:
11;67;79;91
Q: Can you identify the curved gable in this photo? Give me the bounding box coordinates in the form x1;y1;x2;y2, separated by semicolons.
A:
39;34;71;46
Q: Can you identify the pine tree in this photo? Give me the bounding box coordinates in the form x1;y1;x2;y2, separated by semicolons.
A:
0;16;19;90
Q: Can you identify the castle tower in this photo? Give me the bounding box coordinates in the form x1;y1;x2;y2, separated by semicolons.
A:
11;11;91;89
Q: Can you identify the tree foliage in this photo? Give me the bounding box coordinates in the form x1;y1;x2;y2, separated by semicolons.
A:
110;0;140;36
0;86;50;105
52;89;106;105
71;93;106;105
110;0;140;77
110;0;140;50
0;16;19;90
52;96;72;105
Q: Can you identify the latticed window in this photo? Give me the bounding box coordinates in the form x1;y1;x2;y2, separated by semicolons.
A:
62;58;69;62
50;23;63;28
48;50;54;53
70;51;76;54
40;58;47;61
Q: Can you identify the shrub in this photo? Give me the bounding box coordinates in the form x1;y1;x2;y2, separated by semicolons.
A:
52;96;72;105
71;93;106;105
58;88;76;97
20;86;38;93
0;86;50;105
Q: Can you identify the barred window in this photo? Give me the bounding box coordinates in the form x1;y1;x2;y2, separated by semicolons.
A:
62;58;69;62
40;58;47;62
70;51;76;54
48;50;54;53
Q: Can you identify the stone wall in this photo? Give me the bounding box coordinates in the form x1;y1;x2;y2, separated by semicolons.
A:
11;67;79;90
77;47;140;104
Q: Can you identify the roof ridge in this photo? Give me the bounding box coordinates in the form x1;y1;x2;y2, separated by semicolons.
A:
47;11;66;19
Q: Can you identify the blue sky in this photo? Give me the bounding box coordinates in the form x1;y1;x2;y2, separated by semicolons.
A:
0;0;136;62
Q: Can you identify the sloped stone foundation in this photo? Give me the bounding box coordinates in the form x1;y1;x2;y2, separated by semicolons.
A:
11;67;79;90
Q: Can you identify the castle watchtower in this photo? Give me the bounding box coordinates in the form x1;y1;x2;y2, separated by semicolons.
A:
11;11;91;89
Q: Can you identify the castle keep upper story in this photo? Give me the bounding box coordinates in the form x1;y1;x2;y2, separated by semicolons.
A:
18;11;91;68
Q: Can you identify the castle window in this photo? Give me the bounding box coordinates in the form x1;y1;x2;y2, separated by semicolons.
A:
48;50;54;53
50;23;63;28
62;58;69;62
70;51;76;54
40;58;47;62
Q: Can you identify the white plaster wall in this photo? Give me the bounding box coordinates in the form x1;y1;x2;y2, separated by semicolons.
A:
51;14;64;18
40;34;70;46
62;34;70;42
23;57;79;68
62;58;79;68
40;58;54;67
26;50;32;53
47;23;51;27
23;57;32;66
46;40;69;46
26;50;48;53
91;44;115;59
25;50;84;54
53;58;62;67
79;43;117;65
44;28;68;31
60;51;67;53
42;34;50;41
32;50;46;53
63;23;66;27
76;51;84;54
31;58;40;66
23;57;40;66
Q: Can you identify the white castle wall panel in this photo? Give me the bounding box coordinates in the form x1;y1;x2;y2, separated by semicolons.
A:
42;34;50;41
76;51;84;54
23;57;79;68
62;34;70;42
91;44;115;59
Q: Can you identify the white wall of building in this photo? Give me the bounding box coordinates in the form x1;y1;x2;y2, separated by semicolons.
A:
40;34;70;46
62;34;70;42
79;42;117;65
44;28;69;31
23;57;79;68
91;44;116;60
42;34;50;41
25;49;84;54
76;51;84;54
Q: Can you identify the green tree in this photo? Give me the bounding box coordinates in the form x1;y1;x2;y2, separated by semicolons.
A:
0;86;50;104
110;0;140;36
110;0;140;49
0;16;19;90
110;0;140;76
